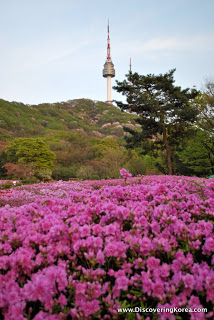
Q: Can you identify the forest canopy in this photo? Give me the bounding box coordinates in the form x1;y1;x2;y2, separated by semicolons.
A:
0;75;213;181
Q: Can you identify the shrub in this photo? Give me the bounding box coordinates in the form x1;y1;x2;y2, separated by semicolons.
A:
22;177;38;184
0;175;213;319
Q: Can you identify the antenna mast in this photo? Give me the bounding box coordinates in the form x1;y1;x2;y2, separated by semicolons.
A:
102;19;115;104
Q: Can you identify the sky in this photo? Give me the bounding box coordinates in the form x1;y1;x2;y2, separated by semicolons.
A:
0;0;214;105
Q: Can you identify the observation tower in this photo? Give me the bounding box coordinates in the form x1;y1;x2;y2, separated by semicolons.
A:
103;21;115;104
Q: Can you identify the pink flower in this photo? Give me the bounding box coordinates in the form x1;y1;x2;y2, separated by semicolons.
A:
203;237;214;254
108;269;115;276
159;263;170;278
33;311;61;319
76;282;87;295
142;279;153;295
96;250;105;265
84;249;95;260
139;237;152;255
92;224;103;235
171;259;182;273
79;225;91;238
115;276;129;291
0;256;9;270
120;168;132;179
56;293;67;307
104;241;128;258
141;271;153;295
81;299;100;317
152;279;164;298
147;257;160;270
183;273;195;290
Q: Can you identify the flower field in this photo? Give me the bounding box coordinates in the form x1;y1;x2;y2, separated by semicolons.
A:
0;174;214;320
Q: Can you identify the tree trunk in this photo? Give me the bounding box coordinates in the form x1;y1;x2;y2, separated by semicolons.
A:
162;125;173;175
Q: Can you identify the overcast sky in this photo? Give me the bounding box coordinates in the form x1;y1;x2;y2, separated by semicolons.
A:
0;0;214;105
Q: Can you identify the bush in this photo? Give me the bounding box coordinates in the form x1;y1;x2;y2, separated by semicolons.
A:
34;168;52;179
0;183;12;189
125;157;146;176
52;165;78;180
90;174;100;180
77;165;95;180
22;177;38;184
0;176;213;319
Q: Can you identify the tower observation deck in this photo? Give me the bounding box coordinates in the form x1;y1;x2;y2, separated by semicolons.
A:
103;21;115;104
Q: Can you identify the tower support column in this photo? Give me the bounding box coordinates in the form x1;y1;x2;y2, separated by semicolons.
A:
107;76;111;103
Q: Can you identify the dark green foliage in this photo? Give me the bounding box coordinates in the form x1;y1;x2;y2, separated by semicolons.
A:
0;183;13;190
52;165;78;181
21;177;39;184
114;69;199;175
177;130;214;176
0;151;7;178
195;80;214;136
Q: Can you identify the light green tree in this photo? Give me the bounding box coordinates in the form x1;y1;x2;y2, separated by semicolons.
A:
90;137;120;160
5;138;56;178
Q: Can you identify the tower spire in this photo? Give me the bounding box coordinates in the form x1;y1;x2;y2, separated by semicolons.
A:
129;58;133;86
103;19;115;104
107;19;111;60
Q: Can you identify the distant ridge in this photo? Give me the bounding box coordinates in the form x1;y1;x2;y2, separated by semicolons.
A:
0;98;139;142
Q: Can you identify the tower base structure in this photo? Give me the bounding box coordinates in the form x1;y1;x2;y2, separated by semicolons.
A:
107;76;112;104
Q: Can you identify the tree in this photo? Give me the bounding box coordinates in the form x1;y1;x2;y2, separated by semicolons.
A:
180;79;214;177
97;148;125;179
0;142;9;178
123;149;147;176
177;130;214;176
3;163;33;179
77;165;95;180
53;131;91;167
195;79;214;136
90;137;119;160
113;69;199;175
5;138;56;178
0;151;8;178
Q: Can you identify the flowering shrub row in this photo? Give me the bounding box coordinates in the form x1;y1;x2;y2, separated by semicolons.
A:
0;174;214;319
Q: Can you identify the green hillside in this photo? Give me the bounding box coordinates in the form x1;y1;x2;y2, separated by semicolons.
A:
0;98;149;181
0;98;138;141
1;95;211;181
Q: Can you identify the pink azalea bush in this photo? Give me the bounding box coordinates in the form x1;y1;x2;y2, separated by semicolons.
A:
0;174;214;319
120;168;132;180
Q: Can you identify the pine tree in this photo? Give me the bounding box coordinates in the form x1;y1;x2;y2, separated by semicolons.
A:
113;69;199;175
